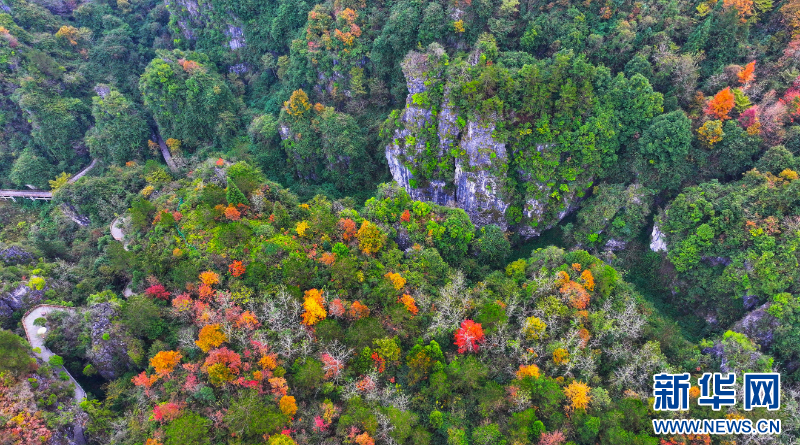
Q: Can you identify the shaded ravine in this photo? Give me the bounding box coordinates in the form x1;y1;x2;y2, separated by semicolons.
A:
22;305;87;445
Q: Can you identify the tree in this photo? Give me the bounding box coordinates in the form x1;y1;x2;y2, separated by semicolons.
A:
357;220;385;255
0;330;36;377
454;320;485;353
196;324;226;352
301;289;327;326
564;381;592;411
164;413;211;445
279;395;298;417
284;89;311;118
229;261;246;277
9;148;55;189
474;224;511;268
698;120;725;147
150;350;182;377
227;179;249;206
738;61;756;86
121;296;165;340
268;434;298;445
85;86;149;164
49;172;71;191
139;50;242;149
705;88;735;120
203;347;242;385
199;271;220;286
384;272;406;290
638;111;693;175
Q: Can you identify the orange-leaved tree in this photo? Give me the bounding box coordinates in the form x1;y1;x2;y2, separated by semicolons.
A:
224;205;241;221
516;364;541;379
705;87;735;120
560;281;591;309
338;218;358;241
150;350;182;377
580;269;595;291
400;294;419;315
302;289;327;325
349;300;370;320
228;260;246;277
196;324;226;352
738;61;756;86
199;271;220;286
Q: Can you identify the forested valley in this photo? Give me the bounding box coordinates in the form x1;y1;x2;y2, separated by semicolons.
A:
2;0;800;443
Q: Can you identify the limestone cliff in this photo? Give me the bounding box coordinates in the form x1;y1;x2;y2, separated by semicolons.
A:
385;44;582;237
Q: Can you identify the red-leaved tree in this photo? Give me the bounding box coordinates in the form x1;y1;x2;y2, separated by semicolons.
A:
454;320;485;353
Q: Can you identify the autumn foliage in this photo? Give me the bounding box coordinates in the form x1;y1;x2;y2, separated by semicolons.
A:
356;220;385;254
199;271;220;286
145;284;170;300
384;272;406;290
150;350;182;377
224;204;242;221
203;347;242;385
284;89;312;117
228;260;246;277
560;281;591;309
279;395;298;417
349;300;370;320
564;380;592;411
516;364;541;379
302;289;327;326
400;294;419;315
196;324;226;352
454;320;485;353
738;61;756;85
705;87;735;120
338;218;358;241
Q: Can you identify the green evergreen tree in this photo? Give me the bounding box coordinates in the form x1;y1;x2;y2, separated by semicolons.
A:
226;178;249;206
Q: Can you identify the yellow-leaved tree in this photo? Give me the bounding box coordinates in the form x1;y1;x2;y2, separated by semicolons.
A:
301;289;326;326
195;324;226;352
564;380;592;411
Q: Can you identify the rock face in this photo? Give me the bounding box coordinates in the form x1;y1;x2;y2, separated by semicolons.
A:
165;0;246;56
86;303;132;380
731;303;779;350
384;45;579;237
650;224;667;252
0;285;43;321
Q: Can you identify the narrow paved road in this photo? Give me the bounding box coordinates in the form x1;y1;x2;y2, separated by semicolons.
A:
22;305;87;445
0;158;97;201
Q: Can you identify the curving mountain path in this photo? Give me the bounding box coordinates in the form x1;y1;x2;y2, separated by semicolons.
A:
0;159;97;201
22;305;87;445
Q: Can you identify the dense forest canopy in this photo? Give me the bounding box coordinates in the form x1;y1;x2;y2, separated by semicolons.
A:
3;0;800;443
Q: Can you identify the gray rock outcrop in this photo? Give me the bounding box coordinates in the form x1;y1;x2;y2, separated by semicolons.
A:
384;45;581;237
